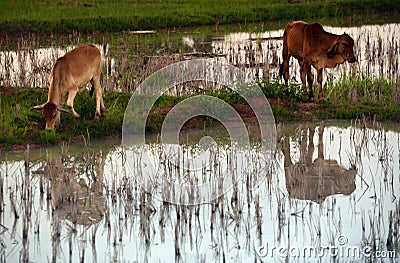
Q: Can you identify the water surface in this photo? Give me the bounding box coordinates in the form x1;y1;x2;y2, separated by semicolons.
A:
1;122;399;262
1;23;399;92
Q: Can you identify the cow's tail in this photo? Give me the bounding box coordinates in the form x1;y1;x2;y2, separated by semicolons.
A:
280;23;290;81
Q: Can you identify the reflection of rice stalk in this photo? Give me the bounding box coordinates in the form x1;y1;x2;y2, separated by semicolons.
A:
386;203;400;252
131;139;272;214
123;59;275;205
4;120;399;261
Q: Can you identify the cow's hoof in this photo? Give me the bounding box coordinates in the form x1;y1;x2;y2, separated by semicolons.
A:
73;114;80;119
94;115;100;122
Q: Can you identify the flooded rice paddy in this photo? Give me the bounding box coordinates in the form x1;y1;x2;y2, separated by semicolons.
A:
0;23;399;92
0;122;399;262
1;22;400;262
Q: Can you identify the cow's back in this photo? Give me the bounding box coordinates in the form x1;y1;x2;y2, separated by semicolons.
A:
302;22;330;52
51;45;101;89
284;21;308;60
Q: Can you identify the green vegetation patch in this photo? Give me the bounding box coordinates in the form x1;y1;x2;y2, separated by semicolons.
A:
0;0;399;34
1;76;400;148
0;88;128;148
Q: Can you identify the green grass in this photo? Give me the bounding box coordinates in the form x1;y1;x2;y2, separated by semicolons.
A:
0;88;127;147
1;76;400;148
0;0;399;34
258;81;309;102
324;76;400;120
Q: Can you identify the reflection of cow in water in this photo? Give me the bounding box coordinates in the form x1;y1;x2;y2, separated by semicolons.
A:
282;126;356;203
35;149;106;226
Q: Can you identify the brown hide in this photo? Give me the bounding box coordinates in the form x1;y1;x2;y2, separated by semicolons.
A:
31;44;106;130
280;21;357;101
282;126;356;203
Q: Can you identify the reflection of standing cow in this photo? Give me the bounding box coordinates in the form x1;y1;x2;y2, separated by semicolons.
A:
282;126;356;203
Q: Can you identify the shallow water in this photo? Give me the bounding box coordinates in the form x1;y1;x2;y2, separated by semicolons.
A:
1;23;399;92
1;121;399;262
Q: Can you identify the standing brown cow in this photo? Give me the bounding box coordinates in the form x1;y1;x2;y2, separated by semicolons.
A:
279;21;357;101
32;44;106;130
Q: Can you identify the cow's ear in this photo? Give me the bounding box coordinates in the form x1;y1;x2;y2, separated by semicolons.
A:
57;106;72;114
30;104;46;110
327;42;338;59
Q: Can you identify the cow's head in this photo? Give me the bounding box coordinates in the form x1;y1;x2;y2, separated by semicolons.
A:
31;102;71;130
327;33;357;63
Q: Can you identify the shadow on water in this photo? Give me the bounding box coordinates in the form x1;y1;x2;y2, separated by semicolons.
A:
0;121;399;262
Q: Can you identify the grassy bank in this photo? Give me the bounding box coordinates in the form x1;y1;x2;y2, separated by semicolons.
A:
1;77;400;149
0;88;129;147
1;0;399;34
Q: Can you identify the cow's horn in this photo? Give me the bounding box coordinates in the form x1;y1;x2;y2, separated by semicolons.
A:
57;106;72;114
30;103;46;110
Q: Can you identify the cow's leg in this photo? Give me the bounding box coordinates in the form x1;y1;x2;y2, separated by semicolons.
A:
282;57;290;85
317;125;324;160
317;68;324;102
304;62;314;101
299;60;306;87
305;127;315;165
55;111;61;126
91;75;106;121
282;56;290;86
283;136;292;168
66;88;80;118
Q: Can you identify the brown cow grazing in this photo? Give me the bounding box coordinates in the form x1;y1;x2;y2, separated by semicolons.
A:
280;21;357;101
31;44;106;130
